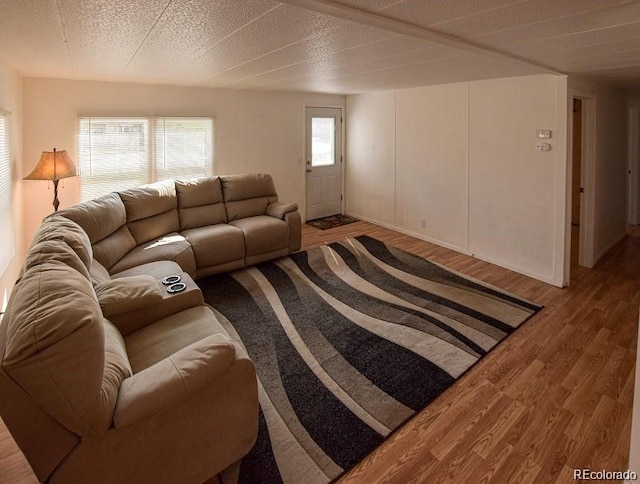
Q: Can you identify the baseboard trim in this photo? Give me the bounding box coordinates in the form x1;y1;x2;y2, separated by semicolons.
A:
347;212;471;256
346;212;558;286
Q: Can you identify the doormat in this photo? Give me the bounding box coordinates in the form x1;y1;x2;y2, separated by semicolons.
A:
307;214;359;230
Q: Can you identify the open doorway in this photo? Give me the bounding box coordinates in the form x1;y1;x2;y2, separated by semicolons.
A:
566;91;596;286
570;98;582;275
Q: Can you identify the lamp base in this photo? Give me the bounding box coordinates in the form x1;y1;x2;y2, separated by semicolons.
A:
53;179;60;212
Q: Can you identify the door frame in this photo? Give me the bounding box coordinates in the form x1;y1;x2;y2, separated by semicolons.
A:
302;104;345;222
564;89;597;285
628;107;639;225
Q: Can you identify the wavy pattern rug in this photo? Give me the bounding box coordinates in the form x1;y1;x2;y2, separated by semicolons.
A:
199;235;542;483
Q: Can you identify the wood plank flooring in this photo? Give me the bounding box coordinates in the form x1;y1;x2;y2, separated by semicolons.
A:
1;221;638;483
308;222;638;484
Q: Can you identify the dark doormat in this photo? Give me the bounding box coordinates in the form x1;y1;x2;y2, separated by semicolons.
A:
306;214;359;230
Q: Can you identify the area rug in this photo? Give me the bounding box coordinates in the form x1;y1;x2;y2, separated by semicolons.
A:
306;214;358;230
199;235;542;483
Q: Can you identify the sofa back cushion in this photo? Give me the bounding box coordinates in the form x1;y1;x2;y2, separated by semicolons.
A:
221;173;278;221
1;255;130;438
22;239;91;281
57;193;136;271
119;180;179;244
175;177;227;230
32;216;93;269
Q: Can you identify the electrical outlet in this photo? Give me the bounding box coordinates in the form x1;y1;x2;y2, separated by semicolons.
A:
536;130;552;139
420;220;426;229
536;143;551;152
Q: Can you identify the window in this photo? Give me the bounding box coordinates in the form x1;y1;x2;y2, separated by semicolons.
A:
78;117;213;202
155;118;212;181
0;110;13;275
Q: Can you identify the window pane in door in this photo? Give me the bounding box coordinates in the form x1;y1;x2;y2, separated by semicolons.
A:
311;117;335;166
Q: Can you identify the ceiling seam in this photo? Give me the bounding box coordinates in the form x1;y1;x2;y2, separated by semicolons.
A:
512;32;640;58
123;0;174;73
191;3;284;61
222;45;452;90
470;1;640;44
426;0;530;28
277;0;565;76
239;51;468;92
209;33;413;85
54;0;74;76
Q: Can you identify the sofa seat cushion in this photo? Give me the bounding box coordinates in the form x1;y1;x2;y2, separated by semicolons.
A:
181;224;245;269
124;306;227;373
109;233;196;277
112;260;183;280
229;215;289;256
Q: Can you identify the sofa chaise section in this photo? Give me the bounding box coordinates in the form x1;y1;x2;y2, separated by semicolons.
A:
0;216;259;483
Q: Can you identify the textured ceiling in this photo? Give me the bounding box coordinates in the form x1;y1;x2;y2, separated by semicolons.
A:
0;0;638;94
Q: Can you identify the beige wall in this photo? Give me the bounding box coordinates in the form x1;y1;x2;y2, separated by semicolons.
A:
0;60;23;311
346;74;568;285
22;78;344;253
396;83;469;250
345;91;396;227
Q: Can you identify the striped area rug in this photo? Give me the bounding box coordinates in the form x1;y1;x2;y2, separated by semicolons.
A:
199;235;542;483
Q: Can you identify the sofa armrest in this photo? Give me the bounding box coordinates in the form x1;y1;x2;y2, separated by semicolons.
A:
106;272;203;336
285;211;301;252
95;275;163;317
266;201;298;220
113;334;237;428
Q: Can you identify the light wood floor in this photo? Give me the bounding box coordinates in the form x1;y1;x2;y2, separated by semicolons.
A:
1;221;638;483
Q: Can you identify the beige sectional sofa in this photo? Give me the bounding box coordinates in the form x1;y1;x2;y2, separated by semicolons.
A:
61;173;301;279
0;173;301;483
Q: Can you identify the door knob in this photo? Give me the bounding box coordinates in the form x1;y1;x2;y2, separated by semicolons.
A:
306;168;312;173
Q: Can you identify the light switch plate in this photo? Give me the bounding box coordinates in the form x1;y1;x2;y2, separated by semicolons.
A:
537;130;552;139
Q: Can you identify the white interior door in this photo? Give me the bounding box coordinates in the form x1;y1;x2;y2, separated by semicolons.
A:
305;107;342;221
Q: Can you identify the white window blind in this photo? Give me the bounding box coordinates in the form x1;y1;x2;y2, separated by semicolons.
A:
78;118;150;202
155;118;213;181
78;117;213;202
0;111;14;275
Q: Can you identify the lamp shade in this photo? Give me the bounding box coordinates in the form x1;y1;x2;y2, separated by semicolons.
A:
24;149;76;181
